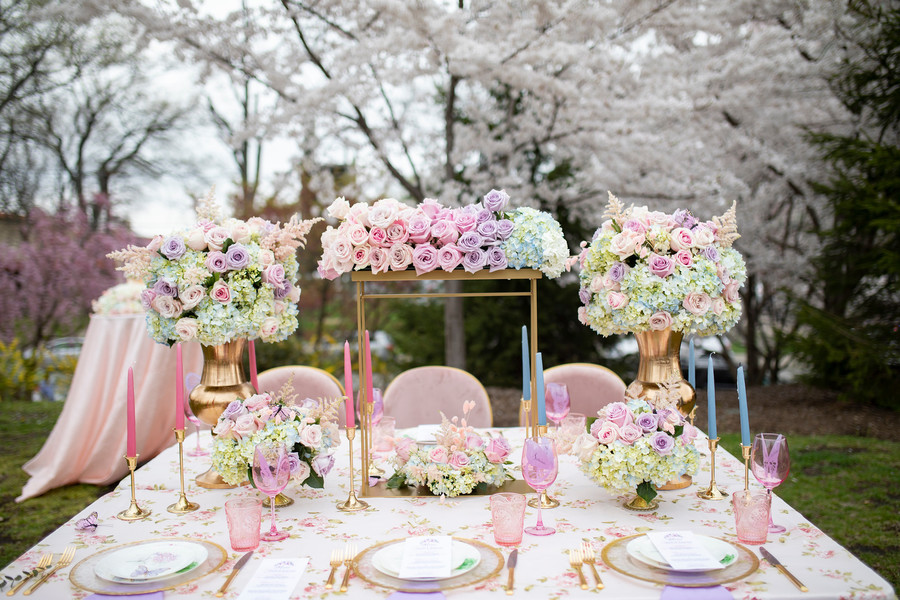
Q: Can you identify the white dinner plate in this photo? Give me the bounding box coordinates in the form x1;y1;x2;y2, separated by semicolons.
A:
371;539;481;581
626;535;738;572
93;541;208;584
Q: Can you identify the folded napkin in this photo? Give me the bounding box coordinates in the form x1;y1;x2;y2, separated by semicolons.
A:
660;585;733;600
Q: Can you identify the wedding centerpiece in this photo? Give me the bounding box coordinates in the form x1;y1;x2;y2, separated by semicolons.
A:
386;401;515;497
575;380;701;510
210;381;341;488
317;190;569;280
91;281;145;315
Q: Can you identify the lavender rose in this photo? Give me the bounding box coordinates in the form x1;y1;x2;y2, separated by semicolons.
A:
482;188;510;212
205;251;228;273
412;243;438;276
312;453;335;477
608;262;628;282
161;236;186;260
462;249;487;273
703;245;720;263
438;244;463;272
457;230;483;253
152;278;178;297
225;243;250;269
496;219;515;240
222;400;245;420
650;431;675;455
648;253;675;278
635;412;659;433
486;246;508;272
477;219;499;240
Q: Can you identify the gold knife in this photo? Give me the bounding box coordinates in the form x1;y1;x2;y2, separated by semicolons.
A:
215;551;253;597
760;546;808;592
505;548;518;595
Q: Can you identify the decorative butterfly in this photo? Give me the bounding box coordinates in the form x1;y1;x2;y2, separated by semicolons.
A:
75;511;99;531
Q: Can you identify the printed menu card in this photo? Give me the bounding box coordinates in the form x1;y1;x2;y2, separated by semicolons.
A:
645;531;724;571
398;536;452;579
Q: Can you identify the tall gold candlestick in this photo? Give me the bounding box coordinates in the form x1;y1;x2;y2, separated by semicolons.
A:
741;444;751;492
527;425;560;509
117;455;151;521
521;397;532;440
697;437;727;500
337;427;369;511
168;429;199;514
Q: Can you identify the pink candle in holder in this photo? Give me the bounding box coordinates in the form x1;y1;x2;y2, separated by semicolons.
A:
175;343;184;430
126;367;136;457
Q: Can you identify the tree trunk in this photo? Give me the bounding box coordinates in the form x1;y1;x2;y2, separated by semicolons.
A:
444;281;465;369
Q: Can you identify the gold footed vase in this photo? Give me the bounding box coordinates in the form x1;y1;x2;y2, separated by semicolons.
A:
633;327;696;491
189;340;257;489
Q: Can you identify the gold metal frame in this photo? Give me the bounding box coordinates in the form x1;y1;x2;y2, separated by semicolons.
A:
351;268;542;497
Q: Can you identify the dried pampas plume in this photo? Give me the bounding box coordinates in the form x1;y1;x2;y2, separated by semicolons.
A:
713;201;741;248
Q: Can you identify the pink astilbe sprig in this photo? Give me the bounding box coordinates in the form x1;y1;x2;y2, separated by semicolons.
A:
107;244;155;280
262;214;323;263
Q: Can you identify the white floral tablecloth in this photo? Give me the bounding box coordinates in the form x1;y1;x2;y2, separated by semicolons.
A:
3;428;895;600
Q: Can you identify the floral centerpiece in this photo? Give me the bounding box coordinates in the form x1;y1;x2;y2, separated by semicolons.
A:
317;189;569;280
386;401;515;497
210;381;341;488
108;190;321;346
574;380;700;508
91;281;145;315
575;193;746;337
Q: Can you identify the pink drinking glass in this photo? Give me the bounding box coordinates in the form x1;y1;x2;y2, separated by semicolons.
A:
183;372;208;457
521;437;558;536
252;443;291;542
545;383;570;429
750;432;790;533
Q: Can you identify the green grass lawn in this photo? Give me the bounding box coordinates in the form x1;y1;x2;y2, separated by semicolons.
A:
1;401;898;594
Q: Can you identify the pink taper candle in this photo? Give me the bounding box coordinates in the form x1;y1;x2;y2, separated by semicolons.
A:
126;367;136;457
343;341;355;428
249;339;259;392
175;343;184;430
364;330;374;406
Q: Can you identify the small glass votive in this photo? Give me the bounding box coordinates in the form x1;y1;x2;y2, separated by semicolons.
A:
732;490;770;544
225;497;262;552
561;413;587;436
490;492;527;547
373;416;396;452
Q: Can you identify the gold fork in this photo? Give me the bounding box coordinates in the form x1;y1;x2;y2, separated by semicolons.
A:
339;543;356;593
581;542;605;590
324;548;342;589
24;546;75;596
6;554;52;596
568;549;588;590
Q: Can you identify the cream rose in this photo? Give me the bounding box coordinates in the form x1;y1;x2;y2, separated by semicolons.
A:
607;291;629;310
210;280;232;304
151;295;183;318
298;424;323;448
669;227;694;252
259;317;279;338
185;228;207;251
683;292;712;315
179;284;205;310
174;317;199;341
327;197;351;220
648;311;673;331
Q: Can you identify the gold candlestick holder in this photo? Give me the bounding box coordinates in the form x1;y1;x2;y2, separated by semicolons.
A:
167;429;199;514
338;427;369;512
697;437;727;500
117;455;151;521
521;397;532;440
527;425;560;509
741;444;751;492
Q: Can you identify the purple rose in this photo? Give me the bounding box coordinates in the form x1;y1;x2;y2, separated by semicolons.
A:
152;278;178;297
496;219;514;240
608;262;628;282
476;208;493;224
648;254;675;278
579;286;591;304
477;219;499;240
262;263;286;286
462;249;487;273
457;231;483;253
160;236;186;260
205;251;228;273
486;246;508;272
286;452;302;474
412;243;438;276
140;289;157;310
636;412;659;433
650;431;675;455
673;209;698;229
274;282;291;300
312;453;335;477
222;400;245;421
225;243;250;269
703;245;720;263
482;188;510;212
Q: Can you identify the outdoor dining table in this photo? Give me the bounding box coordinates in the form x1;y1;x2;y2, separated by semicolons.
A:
3;427;895;599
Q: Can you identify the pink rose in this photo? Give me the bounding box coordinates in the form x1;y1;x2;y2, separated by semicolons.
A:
210;280;232;304
609;230;640;258
724;280;741;303
147;235;164;252
205;226;229;252
712;297;725;315
674;249;693;268
618;423;643;445
577;306;589;325
595;422;621;445
649;311;673;331
243;394;270;412
604;402;633;428
683;292;712;315
590;275;605;293
174;317;199;340
623;218;648;234
259;317;279;338
331;235;353;262
351;244;371;267
669;227;694;252
151;295;183;318
692;224;715;247
448;451;470;469
370;247;389;274
431;220;460;246
299;424;323;448
262;264;286;287
291;461;311;483
348;202;370;227
607;291;628;310
368;198;400;229
465;433;484;450
407;214;432;244
484;437;511;463
412;243;438;276
213;418;234;439
286;286;300;303
205;251;228;273
574;432;600;461
346;223;369;246
385;222;410;245
326;196;351;220
388;243;414;271
179;284;205;310
454;212;477;233
394;437;417;462
648;253;675;278
681;422;699;445
258;249;275;267
428;446;449;464
438;244;463;272
232;413;258;439
420;198;443;219
368;227;389;247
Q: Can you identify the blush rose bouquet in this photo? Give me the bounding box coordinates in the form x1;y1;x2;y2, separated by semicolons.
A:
574;192;746;337
386;401;514;497
108;189;321;346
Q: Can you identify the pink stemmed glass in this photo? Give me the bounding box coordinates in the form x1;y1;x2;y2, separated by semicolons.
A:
183;373;208;457
521;437;558;536
545;383;570;429
750;432;790;534
252;443;291;542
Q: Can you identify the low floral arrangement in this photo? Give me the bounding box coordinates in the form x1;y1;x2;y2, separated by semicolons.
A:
91;281;145;315
574;193;746;337
574;381;700;504
210;381;341;487
108;189;321;346
386;401;514;497
317;190;569;280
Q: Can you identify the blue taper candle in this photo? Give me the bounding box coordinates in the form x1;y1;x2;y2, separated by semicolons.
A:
736;364;750;446
688;338;696;388
522;326;531;401
707;353;717;439
535;352;546;426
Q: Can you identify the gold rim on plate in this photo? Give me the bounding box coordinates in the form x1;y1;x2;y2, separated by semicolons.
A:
352;537;504;593
600;534;760;588
69;537;227;596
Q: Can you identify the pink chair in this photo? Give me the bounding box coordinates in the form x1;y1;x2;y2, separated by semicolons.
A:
256;365;347;425
382;366;493;428
520;362;626;425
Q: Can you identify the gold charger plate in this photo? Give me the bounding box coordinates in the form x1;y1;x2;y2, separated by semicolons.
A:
353;537;504;593
69;538;227;596
601;534;760;588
